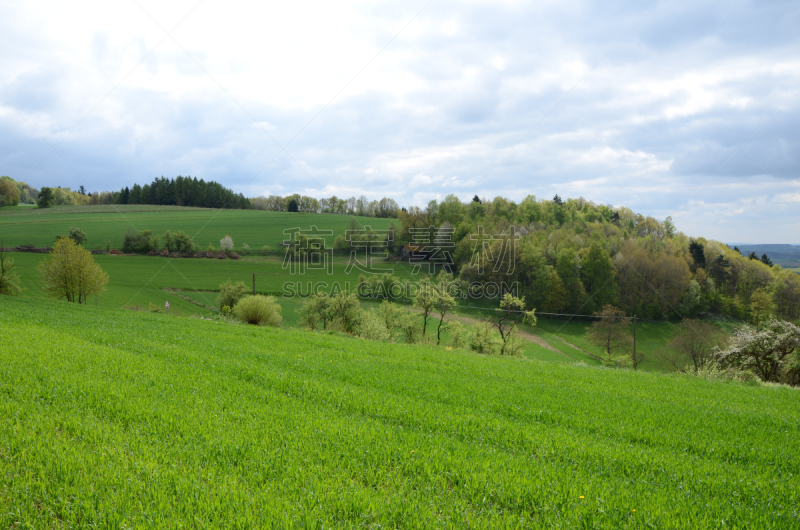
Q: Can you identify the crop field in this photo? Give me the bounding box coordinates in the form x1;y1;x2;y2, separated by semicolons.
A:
1;296;798;528
0;204;396;250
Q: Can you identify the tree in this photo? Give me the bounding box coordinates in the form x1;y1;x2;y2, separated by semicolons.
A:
472;195;482;204
67;227;88;246
216;280;249;311
688;240;706;271
715;318;800;385
749;288;773;329
588;305;633;364
667;319;725;372
375;299;405;337
760;253;773;267
329;292;361;333
0;177;20;207
287;198;299;212
37;187;55;208
0;243;21;295
38;238;109;303
220;235;234;252
432;276;456;345
413;280;437;337
299;293;335;330
490;293;536;355
581;243;617;312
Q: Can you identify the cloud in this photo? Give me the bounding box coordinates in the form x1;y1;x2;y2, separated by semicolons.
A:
1;0;799;242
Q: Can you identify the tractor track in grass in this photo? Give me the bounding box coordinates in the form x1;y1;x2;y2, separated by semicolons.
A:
407;307;580;361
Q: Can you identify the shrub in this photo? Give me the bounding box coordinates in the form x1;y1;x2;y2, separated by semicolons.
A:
398;312;422;344
167;231;195;253
0;245;21;296
329;292;361;333
220;235;234;252
358;311;393;341
68;227;88;246
242;243;249;255
216;280;249;311
448;321;469;349
470;321;500;354
122;229;158;253
233;295;282;326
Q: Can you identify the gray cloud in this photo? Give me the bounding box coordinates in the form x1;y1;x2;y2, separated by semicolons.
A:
1;0;798;242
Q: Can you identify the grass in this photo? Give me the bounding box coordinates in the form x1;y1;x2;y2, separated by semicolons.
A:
9;250;710;371
1;203;744;373
0;204;397;250
1;296;798;528
8;252;418;315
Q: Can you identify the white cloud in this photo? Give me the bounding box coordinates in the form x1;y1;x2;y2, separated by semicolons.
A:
1;0;799;241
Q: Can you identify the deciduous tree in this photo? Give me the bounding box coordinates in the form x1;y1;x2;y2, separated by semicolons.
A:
38;238;109;303
588;305;632;362
0;244;21;296
715;318;800;385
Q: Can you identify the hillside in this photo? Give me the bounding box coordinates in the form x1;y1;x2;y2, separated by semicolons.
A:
0;204;397;250
731;244;800;269
1;297;798;528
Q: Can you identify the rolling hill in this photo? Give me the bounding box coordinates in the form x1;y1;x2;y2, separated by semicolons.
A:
1;296;798;528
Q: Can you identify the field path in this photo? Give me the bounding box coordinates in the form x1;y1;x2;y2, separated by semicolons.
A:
408;307;576;359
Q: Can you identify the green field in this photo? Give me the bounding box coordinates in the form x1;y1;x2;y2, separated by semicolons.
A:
1;296;798;528
1;204;741;372
0;204;396;250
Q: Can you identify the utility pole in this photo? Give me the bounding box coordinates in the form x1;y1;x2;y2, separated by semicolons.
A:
252;273;256;295
632;314;637;370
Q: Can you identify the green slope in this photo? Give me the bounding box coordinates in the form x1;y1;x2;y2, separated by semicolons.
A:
0;204;396;250
1;297;798;528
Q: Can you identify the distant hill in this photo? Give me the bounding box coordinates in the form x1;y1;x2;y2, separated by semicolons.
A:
729;244;800;269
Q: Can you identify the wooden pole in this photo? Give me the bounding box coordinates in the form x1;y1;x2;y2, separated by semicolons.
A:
633;315;637;370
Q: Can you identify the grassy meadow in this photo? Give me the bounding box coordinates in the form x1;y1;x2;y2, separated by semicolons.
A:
0;204;766;370
1;296;799;528
0;204;397;251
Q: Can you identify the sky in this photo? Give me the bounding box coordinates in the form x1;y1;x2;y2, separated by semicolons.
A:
1;0;799;243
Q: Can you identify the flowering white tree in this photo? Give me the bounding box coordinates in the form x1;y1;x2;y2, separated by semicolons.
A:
715;318;800;385
220;235;234;252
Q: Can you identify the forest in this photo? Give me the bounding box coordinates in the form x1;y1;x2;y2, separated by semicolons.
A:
393;194;800;322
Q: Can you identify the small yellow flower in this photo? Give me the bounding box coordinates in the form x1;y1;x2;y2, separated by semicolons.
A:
632;509;636;512
579;496;584;499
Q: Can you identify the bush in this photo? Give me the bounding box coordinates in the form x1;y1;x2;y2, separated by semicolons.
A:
163;231;196;253
0;246;21;296
216;280;249;311
68;227;88;246
448;321;469;349
358;311;393;341
122;229;158;253
470;321;500;354
220;235;234;252
233;295;282;326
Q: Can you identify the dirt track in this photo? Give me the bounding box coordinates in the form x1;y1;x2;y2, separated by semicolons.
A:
409;308;580;360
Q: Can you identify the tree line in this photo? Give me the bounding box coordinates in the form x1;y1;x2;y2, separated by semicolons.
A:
251;194;400;218
114;176;250;209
